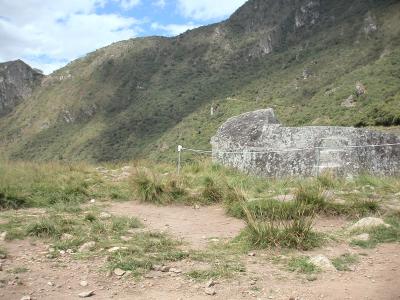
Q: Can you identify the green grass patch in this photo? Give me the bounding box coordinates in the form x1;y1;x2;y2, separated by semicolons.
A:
187;262;245;281
288;257;319;274
241;204;323;250
107;232;188;277
332;253;359;271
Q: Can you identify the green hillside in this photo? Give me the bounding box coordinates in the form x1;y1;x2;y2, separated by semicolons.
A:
0;0;399;162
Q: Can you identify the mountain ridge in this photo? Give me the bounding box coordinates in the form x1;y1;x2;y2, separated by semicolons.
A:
0;0;399;162
0;60;44;117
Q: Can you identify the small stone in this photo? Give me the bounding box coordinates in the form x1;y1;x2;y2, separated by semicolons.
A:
113;268;126;276
169;268;182;274
90;199;96;204
66;249;74;254
78;241;96;253
353;233;370;241
78;291;95;298
160;266;170;272
205;287;216;296
108;246;128;253
61;233;74;241
307;274;318;281
99;212;112;220
0;232;7;241
194;205;200;210
274;194;295;202
20;296;31;300
349;218;390;231
310;255;336;272
47;281;54;286
152;265;162;271
0;262;3;271
206;279;215;288
248;252;256;257
80;281;88;287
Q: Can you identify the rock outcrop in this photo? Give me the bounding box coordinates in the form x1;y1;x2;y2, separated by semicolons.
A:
0;60;44;116
211;109;400;177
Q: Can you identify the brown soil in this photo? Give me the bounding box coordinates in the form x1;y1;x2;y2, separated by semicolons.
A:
1;202;399;300
107;202;245;249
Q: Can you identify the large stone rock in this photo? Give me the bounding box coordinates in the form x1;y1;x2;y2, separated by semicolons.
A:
310;255;336;272
78;241;96;253
349;217;390;231
211;109;400;177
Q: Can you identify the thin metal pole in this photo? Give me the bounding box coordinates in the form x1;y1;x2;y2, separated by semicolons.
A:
177;145;182;176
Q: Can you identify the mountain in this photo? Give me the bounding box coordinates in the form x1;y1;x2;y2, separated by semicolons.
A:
0;0;399;162
0;60;44;117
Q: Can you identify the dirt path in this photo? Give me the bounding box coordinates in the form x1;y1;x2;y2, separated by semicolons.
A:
1;239;399;300
107;201;246;249
1;202;400;300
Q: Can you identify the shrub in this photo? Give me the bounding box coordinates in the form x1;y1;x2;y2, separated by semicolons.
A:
201;177;223;203
242;204;321;250
0;191;26;210
132;169;189;204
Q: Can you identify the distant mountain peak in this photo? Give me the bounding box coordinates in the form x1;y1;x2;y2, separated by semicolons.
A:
0;60;44;116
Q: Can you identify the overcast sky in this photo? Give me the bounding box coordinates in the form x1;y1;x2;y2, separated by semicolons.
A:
0;0;247;74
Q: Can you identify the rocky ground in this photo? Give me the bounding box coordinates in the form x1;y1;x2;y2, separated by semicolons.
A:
0;200;399;300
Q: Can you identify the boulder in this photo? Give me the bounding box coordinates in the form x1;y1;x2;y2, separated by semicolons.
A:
211;108;400;177
78;241;96;253
309;255;336;272
350;217;390;231
353;233;370;241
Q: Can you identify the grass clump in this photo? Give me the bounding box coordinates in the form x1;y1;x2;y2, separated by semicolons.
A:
0;190;27;210
332;253;359;271
132;170;187;205
26;216;76;238
288;257;319;274
242;204;322;250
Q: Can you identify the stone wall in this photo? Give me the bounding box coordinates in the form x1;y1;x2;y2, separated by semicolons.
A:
211;109;400;177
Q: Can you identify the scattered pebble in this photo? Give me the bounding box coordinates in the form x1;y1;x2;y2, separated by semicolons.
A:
78;242;96;253
206;279;215;288
0;232;7;241
99;212;112;220
20;296;31;300
108;247;128;253
78;290;95;298
61;233;74;241
80;281;88;287
205;287;216;296
113;268;126;276
169;268;182;274
353;233;370;241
